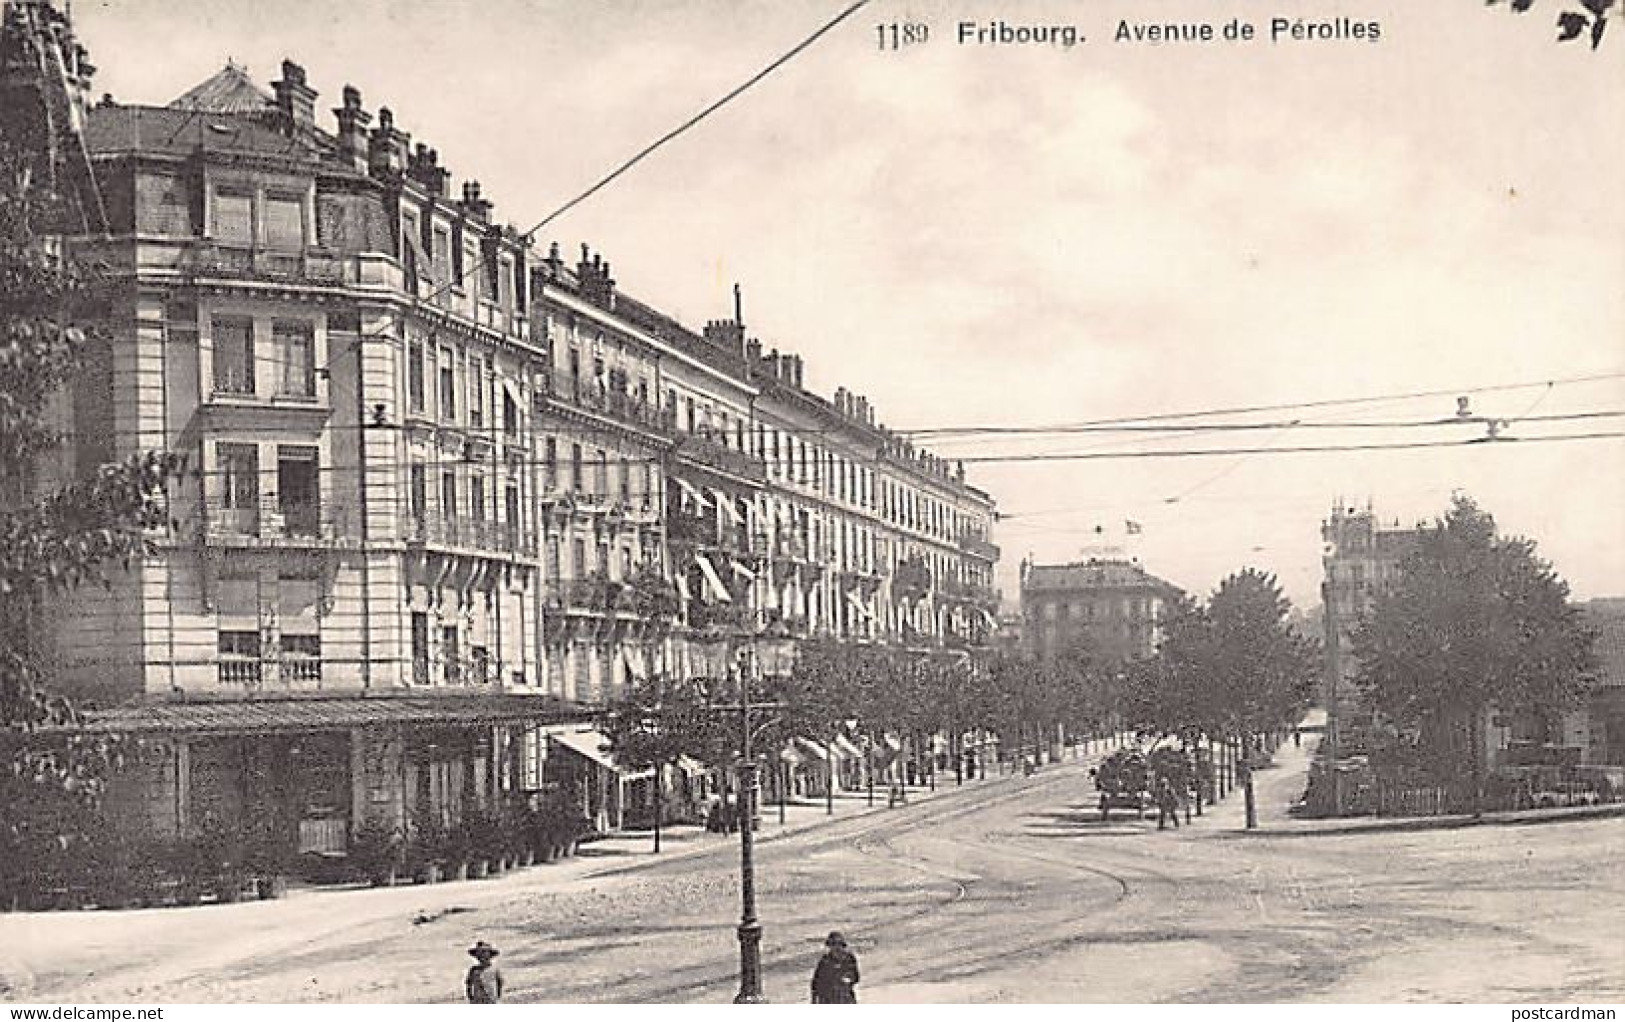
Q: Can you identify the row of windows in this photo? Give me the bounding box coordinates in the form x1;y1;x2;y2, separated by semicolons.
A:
405;341;522;433
207;315;316;399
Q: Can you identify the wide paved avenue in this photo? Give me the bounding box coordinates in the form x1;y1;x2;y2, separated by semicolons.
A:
9;739;1623;1003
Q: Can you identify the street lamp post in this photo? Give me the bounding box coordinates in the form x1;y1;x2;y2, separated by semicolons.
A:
734;669;764;1005
718;641;789;1005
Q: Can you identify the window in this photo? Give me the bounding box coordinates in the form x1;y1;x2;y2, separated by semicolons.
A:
505;484;521;546
264;195;303;251
570;443;583;492
411;612;429;684
409;463;427;519
432;225;452;279
545;535;561;579
442;626;461;683
276;446;319;537
618;459;631;506
214;190;253;246
498;256;514;310
544;438;557;491
502;389;518;435
469;362;484;427
211;316;254;395
570;538;586;578
438;348;456;420
217;442;259;531
218;629;262;686
441;471;457;520
273;320;315;397
470;474;486;521
407;341;425;412
595;450;608;498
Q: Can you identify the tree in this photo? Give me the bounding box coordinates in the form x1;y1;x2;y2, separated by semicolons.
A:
1142;571;1318;827
1351;495;1596;813
778;640;863;814
601;677;720;852
0;130;181;893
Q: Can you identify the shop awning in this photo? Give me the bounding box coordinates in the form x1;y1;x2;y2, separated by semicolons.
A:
791;737;831;762
832;735;864;760
694;554;732;603
551;729;618;769
676;754;710;776
53;694;587;736
551;729;656;781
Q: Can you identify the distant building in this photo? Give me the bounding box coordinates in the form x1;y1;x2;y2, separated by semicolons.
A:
1019;557;1178;663
1577;599;1625;766
1320;503;1422;759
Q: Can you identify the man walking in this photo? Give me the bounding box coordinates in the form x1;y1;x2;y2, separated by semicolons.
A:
1156;776;1181;831
464;940;504;1003
810;931;861;1003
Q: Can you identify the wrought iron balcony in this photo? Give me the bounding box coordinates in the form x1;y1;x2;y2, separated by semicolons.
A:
956;532;1001;562
674;432;766;482
534;373;677;434
401;513;532;556
183;243;357;286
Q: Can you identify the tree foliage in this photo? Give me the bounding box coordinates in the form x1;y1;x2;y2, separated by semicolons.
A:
1487;0;1615;49
1351;495;1596;779
0;139;182;727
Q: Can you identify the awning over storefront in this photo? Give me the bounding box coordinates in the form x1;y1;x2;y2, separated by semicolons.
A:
551;729;655;781
694;554;732;603
676;754;710;777
832;735;864;760
57;694;587;736
791;737;831;762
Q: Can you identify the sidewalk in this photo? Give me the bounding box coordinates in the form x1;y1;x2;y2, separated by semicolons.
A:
1196;725;1625;839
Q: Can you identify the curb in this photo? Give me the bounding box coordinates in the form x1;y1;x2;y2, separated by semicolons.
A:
1219;800;1625;838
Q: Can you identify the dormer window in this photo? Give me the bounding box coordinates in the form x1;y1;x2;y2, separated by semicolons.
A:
214;190;253;246
264;194;304;251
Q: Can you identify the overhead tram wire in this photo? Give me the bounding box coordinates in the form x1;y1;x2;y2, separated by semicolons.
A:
954;430;1625;465
901;371;1625;440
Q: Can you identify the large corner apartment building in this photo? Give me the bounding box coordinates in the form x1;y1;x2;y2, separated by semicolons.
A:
3;4;999;854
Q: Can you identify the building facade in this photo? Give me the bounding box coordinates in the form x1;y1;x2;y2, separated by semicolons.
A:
1019;557;1177;663
9;6;1001;860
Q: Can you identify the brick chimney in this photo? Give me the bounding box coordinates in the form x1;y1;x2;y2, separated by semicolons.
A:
703;319;745;358
460;180;491;222
368;107;410;179
271;59;317;135
407;144;450;198
576;245;616;309
333;84;370;171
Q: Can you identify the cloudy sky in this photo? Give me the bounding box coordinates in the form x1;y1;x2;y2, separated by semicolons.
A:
71;0;1625;609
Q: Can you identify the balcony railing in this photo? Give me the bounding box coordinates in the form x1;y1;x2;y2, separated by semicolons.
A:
202;502;358;546
535;374;676;433
184;243;358;286
956;533;1001;562
674;433;766;482
687;602;757;633
401;513;532;555
219;659;263;687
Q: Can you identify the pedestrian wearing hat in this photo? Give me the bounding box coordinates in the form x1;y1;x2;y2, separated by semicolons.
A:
810;931;860;1004
465;940;505;1004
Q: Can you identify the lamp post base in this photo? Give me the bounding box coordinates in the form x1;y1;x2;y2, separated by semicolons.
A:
734;920;766;1003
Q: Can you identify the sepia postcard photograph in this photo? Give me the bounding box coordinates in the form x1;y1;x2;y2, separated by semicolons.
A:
1;0;1622;1008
